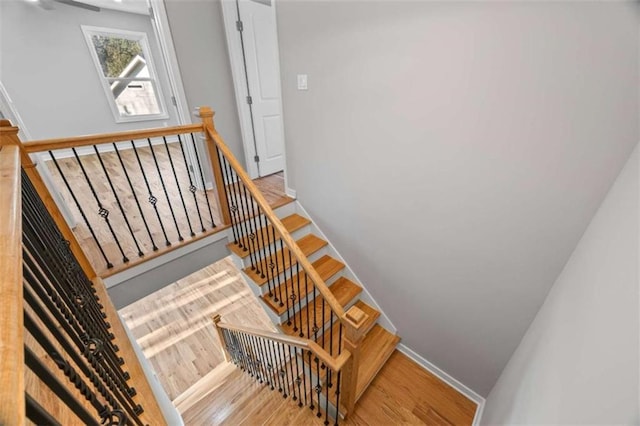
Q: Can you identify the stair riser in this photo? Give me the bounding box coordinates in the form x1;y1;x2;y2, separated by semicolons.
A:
245;247;329;295
266;272;344;324
231;224;311;270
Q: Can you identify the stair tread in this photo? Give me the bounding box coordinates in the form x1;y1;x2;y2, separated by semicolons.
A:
243;234;328;286
355;325;400;401
262;255;345;316
280;277;362;340
228;213;311;259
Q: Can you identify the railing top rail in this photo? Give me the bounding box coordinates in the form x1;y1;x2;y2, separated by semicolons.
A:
216;321;351;372
22;123;205;153
200;108;347;321
0;122;25;425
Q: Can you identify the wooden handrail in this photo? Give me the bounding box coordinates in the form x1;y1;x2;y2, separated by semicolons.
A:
22;123;204;153
201;108;347;321
215;320;351;372
0;122;25;426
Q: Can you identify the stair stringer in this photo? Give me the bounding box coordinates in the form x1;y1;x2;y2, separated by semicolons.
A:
293;201;397;334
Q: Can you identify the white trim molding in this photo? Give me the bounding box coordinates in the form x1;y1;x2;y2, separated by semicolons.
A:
397;344;485;425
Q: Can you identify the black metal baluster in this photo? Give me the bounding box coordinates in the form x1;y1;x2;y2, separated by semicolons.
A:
288;345;299;403
321;299;326;351
147;139;183;241
25;393;62;426
279;342;291;398
258;207;276;298
189;133;216;227
226;161;249;251
329;312;334;359
25;311;131;425
308;350;315;412
270;225;284;305
93;146;144;258
257;336;272;389
24;346;100;426
177;135;206;233
246;195;269;281
236;331;250;374
72;147;129;264
162;136;195;237
305;275;311;340
315;355;322;418
23;273;133;410
325;367;331;425
113;143;158;251
219;154;240;244
250;335;264;383
279;239;292;325
294;346;303;407
49;151;113;268
288;250;299;333
131;141;171;247
335;323;343;426
269;340;283;393
239;183;260;273
242;333;257;378
296;262;304;337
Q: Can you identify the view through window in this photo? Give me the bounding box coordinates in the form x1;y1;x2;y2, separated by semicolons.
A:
82;26;167;122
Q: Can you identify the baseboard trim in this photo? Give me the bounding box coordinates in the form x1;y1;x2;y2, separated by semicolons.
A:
285;187;297;199
396;343;485;426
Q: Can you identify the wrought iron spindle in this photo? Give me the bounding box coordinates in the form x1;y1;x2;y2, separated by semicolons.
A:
49;151;113;268
162;136;195;237
239;183;260;273
315;355;322;418
113;143;158;251
278;239;293;326
189;133;216;227
257;207;276;298
246;194;269;280
177;135;206;233
269;225;284;305
147;139;183;241
294;347;303;407
131;141;171;247
308;350;315;411
279;342;291;398
325;367;331;426
25;393;62;426
218;153;240;244
287;250;299;333
269;340;283;393
24;345;101;426
93;146;144;257
295;262;304;337
72;147;129;264
305;275;311;339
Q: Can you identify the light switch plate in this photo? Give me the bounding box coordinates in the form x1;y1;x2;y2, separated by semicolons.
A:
297;74;308;90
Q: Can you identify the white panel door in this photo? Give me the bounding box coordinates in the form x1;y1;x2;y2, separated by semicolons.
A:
237;0;285;176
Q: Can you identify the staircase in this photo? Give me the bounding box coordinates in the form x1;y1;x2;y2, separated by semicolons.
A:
225;206;400;420
203;107;401;423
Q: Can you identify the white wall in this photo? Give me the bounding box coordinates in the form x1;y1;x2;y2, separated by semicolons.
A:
0;0;178;139
482;146;639;424
275;1;639;395
163;0;246;166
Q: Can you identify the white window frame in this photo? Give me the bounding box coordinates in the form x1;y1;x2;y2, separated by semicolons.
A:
81;25;169;123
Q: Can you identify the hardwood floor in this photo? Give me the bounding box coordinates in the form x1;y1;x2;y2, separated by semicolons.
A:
120;257;477;425
43;144;291;277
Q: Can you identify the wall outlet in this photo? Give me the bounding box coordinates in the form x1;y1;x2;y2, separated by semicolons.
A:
297;74;308;90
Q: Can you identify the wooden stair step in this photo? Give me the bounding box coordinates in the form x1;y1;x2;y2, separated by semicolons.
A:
355;325;400;401
227;213;311;259
280;277;362;340
261;255;345;316
243;234;328;286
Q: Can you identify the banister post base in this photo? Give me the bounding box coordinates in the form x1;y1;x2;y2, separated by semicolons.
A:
340;306;369;417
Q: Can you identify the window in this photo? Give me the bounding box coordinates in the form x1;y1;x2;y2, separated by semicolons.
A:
82;26;168;122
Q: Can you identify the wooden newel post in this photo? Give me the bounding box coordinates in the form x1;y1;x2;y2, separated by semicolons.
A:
340;305;368;416
212;314;231;362
197;106;232;226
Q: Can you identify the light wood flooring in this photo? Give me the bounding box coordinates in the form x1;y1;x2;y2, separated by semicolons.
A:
44;145;291;277
120;257;477;425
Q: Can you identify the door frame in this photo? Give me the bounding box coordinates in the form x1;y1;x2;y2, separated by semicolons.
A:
220;0;288;181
